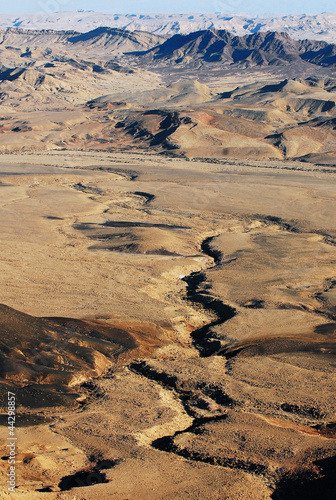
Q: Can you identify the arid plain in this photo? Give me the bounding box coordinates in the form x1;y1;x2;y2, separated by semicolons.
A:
0;24;336;499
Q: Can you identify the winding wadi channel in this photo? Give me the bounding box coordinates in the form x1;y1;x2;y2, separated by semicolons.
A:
0;151;336;498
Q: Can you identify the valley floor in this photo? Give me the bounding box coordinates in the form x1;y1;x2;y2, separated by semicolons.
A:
0;151;335;499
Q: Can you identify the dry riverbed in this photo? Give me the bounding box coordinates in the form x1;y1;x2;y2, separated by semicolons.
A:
0;151;335;498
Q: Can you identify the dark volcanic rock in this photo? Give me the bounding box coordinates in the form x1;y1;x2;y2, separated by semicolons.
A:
132;29;336;69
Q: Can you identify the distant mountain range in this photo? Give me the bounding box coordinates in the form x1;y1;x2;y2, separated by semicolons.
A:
0;27;335;71
0;11;335;43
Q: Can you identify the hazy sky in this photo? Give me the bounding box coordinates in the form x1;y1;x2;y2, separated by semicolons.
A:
1;0;335;16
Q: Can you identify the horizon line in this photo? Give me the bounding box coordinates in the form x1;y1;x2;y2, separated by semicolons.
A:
0;10;334;18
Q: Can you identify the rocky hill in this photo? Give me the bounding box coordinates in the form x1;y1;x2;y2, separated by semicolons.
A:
134;30;336;68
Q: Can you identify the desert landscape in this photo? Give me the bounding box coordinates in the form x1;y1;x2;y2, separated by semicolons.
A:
0;9;335;499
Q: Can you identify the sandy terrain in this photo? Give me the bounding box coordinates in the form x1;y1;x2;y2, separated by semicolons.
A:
0;19;335;500
0;150;335;498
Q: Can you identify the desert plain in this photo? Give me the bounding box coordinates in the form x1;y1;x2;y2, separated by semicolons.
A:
0;23;335;499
